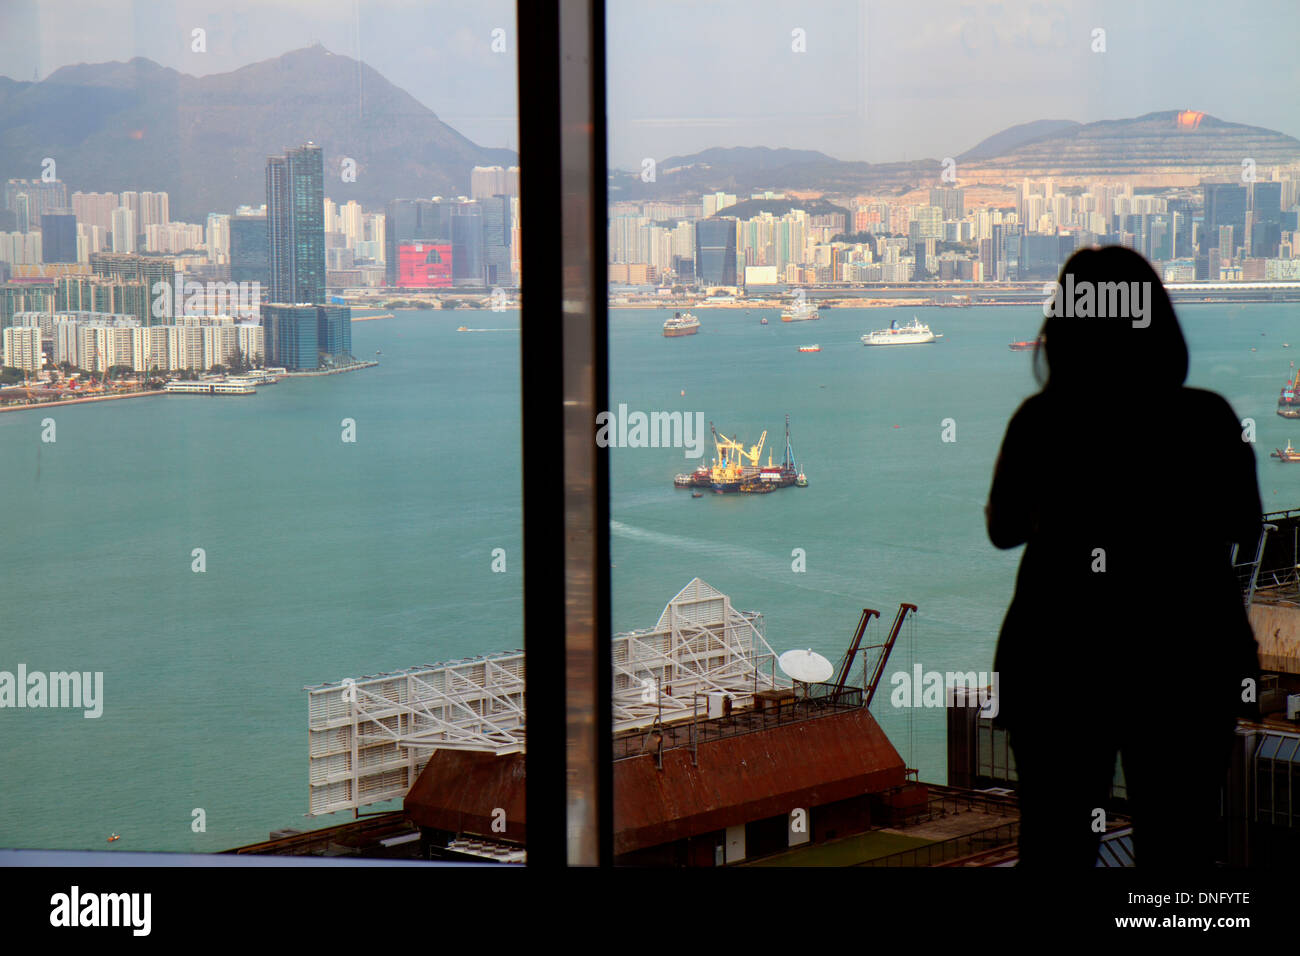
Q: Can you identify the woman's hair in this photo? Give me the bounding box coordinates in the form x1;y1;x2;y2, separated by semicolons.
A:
1032;245;1188;392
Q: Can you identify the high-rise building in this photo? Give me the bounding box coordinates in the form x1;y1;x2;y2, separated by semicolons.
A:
2;325;42;371
229;214;269;288
4;179;69;233
470;166;520;200
260;303;352;371
71;192;119;232
1218;225;1235;263
397;242;452;287
89;252;175;325
1203;183;1247;253
266;144;326;304
482;194;513;286
111;206;137;253
138;191;170;229
40;212;78;264
206;213;230;265
384;199;450;286
450;202;484;286
1250;182;1285;258
695;218;738;286
929;186;965;222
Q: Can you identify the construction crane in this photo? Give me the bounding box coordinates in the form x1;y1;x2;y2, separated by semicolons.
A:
708;422;766;483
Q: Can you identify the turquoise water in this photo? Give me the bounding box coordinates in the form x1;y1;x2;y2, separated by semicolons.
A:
1;302;1293;852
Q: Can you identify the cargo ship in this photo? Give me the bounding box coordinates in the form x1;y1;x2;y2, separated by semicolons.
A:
862;316;940;346
674;415;807;493
663;311;701;337
1279;365;1300;418
781;301;819;322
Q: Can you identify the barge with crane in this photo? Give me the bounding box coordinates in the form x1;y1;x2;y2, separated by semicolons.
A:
674;414;807;493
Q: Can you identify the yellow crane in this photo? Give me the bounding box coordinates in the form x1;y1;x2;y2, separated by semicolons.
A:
709;423;766;483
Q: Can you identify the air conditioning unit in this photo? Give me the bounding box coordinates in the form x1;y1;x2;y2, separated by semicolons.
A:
708;692;730;719
1287;694;1300;722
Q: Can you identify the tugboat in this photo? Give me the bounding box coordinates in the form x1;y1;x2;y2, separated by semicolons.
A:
1272;439;1300;461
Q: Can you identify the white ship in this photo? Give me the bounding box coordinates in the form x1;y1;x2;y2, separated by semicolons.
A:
663;311;701;337
861;316;941;346
781;300;820;322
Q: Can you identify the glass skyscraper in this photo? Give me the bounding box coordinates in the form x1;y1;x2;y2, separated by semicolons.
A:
230;214;269;288
266;144;325;304
385;199;450;286
695;218;738;286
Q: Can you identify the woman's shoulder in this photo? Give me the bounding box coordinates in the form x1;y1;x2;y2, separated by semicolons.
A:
1176;386;1240;420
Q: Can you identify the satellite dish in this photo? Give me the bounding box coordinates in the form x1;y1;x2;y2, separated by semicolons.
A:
778;648;833;684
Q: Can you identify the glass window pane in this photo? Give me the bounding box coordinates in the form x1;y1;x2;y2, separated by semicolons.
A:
0;1;523;860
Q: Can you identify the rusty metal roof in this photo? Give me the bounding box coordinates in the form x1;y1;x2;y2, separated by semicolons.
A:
404;705;905;855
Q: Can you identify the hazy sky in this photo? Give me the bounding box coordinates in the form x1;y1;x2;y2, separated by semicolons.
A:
3;0;1298;170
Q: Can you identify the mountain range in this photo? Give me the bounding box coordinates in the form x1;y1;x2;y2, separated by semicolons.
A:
611;111;1300;200
2;45;1299;220
0;44;516;221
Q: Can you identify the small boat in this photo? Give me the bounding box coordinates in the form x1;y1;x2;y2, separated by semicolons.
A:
1251;347;1258;352
1009;339;1040;351
691;491;703;498
456;326;468;332
760;317;769;325
1272;440;1300;461
798;345;821;353
795;473;808;487
375;349;382;355
107;833;121;843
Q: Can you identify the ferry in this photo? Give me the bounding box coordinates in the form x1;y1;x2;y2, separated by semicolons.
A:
663;311;701;337
862;316;940;346
1009;339;1040;351
798;345;821;353
781;301;819;322
164;380;255;395
1272;439;1300;461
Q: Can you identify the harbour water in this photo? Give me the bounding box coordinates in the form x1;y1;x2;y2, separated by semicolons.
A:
0;302;1293;852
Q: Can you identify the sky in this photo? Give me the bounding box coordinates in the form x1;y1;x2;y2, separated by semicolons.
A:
2;0;1298;171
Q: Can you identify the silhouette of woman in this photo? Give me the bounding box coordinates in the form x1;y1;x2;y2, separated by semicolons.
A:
986;246;1262;867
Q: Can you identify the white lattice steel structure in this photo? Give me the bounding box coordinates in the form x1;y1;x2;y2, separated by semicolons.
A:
306;579;787;815
611;577;787;731
306;652;525;816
